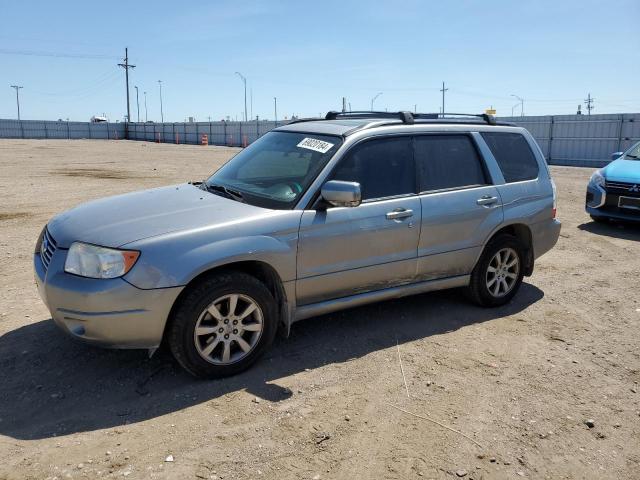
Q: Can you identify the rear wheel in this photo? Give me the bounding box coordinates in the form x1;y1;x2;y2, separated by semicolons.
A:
467;234;524;307
167;272;277;378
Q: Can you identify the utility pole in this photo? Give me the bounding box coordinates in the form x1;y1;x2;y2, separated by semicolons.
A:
117;48;135;123
158;80;164;122
585;93;594;115
134;86;140;122
273;97;277;124
440;81;448;116
250;88;253;119
143;91;148;122
511;94;524;117
342;97;346;113
235;72;247;122
371;92;382;110
10;85;23;120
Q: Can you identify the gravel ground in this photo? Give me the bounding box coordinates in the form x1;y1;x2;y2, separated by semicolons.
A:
0;139;638;480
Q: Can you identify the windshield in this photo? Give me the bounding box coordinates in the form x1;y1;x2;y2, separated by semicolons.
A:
623;142;640;160
206;131;342;209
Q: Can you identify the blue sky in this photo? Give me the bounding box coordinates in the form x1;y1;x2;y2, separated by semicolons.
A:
1;0;638;121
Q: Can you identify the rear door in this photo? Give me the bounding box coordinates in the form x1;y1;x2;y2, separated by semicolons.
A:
296;136;421;305
414;134;504;280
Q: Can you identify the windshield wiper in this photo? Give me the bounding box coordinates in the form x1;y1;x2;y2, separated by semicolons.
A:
203;183;245;202
624;154;639;159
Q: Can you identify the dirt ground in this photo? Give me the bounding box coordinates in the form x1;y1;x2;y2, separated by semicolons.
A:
0;139;638;480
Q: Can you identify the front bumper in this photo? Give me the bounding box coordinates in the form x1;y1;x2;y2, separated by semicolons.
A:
585;183;640;222
34;249;183;349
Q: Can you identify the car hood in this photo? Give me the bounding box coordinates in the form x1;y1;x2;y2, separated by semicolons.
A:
602;159;640;182
48;183;269;248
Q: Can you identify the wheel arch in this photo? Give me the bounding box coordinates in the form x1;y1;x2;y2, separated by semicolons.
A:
482;223;534;276
162;260;290;346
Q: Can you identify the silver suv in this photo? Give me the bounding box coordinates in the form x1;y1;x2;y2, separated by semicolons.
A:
34;111;561;378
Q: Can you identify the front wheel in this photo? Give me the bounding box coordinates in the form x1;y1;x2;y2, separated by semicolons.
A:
467;234;525;307
590;214;609;224
167;272;278;378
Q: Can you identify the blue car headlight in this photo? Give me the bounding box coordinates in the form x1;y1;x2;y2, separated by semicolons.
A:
589;170;605;189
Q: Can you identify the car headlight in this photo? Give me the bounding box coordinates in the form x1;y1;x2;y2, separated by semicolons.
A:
64;242;140;279
589;170;605;188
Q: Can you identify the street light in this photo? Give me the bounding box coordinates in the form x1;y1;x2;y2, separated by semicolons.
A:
511;94;524;117
273;97;277;124
235;72;247;122
143;91;148;122
10;85;23;120
511;103;520;117
158;80;164;123
134;86;140;122
371;92;383;110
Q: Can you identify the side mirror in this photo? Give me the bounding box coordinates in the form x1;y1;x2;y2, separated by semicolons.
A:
321;180;361;208
611;151;624;161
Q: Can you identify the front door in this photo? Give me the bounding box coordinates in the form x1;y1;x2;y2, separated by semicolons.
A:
296;136;421;305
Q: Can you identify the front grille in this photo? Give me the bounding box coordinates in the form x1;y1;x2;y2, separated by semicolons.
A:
40;228;57;270
605;180;640;198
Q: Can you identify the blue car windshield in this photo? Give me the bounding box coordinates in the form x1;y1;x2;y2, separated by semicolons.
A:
623;142;640;160
206;131;342;209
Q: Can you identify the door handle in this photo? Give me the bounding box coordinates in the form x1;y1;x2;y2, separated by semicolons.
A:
386;208;413;220
476;195;499;206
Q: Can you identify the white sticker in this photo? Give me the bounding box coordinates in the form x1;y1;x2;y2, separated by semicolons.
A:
296;137;334;154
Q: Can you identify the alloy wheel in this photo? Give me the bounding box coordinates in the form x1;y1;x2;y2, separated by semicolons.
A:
194;293;264;365
485;247;520;298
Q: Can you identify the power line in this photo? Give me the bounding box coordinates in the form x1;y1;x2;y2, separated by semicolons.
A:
0;48;119;59
585;93;594;115
440;81;448;115
117;48;135;122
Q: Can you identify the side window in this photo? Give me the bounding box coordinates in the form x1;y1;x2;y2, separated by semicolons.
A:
481;132;539;183
415;135;488;192
331;137;415;201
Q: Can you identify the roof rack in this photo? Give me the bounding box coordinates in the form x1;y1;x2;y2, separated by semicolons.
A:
324;110;497;125
417;112;497;125
283;111;505;130
325;110;416;124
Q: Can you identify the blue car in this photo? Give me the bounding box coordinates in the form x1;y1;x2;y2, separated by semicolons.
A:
586;141;640;223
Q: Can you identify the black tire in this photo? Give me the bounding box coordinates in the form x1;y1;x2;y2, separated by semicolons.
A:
167;271;278;379
590;214;609;224
467;234;525;307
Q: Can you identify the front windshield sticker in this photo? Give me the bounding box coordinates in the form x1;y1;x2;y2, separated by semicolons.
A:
296;137;334;154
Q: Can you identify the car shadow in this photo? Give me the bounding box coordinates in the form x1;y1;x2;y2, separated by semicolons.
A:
578;219;640;241
0;284;543;440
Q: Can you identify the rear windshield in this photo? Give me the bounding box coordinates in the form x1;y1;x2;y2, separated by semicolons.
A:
481;132;539;183
206;131;342;209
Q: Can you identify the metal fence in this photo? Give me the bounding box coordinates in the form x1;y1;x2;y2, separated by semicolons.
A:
1;114;639;168
126;119;281;146
0;119;125;140
499;113;640;167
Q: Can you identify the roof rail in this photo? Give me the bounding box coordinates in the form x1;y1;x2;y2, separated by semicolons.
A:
284;111;500;129
325;111;416;124
414;112;497;125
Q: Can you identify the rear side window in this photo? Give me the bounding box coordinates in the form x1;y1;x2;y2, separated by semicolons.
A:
481;132;539;182
331;136;415;200
415;135;487;192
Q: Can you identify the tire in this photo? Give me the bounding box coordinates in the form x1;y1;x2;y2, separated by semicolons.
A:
590;214;609;224
467;234;525;307
167;272;278;379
